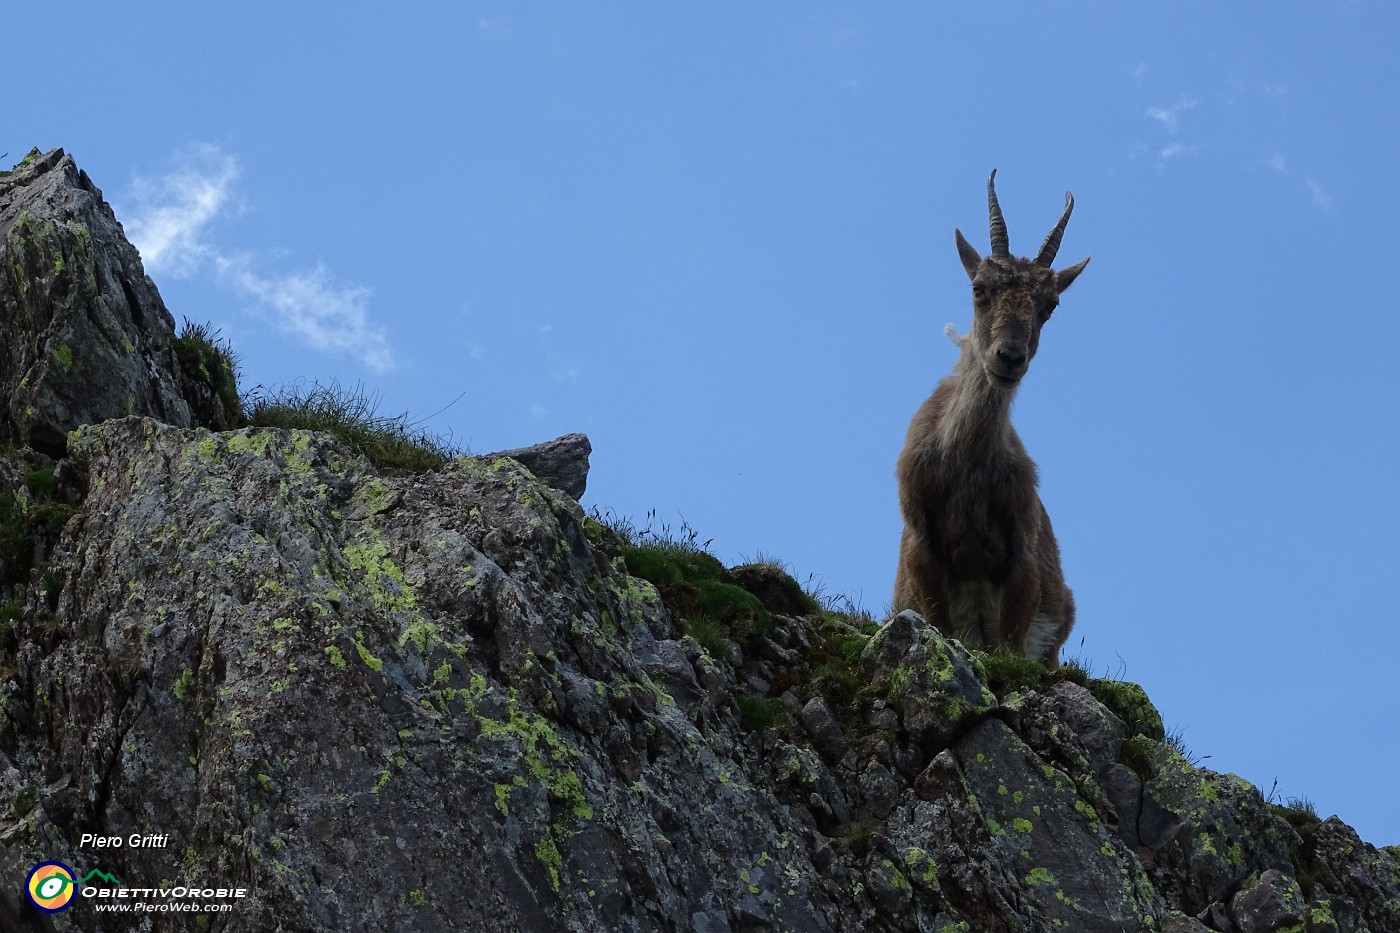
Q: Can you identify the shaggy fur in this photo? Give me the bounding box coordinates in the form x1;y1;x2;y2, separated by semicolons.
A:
893;171;1089;664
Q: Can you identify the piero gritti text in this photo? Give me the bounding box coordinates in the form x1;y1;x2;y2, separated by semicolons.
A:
79;832;171;849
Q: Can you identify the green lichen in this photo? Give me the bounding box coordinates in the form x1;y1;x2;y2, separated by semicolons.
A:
354;635;384;672
902;847;940;886
226;432;275;458
534;837;562;891
476;692;594;823
888;863;911;892
52;341;77;371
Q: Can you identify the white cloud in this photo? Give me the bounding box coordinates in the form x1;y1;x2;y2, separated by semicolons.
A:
1306;177;1334;213
124;145;394;372
1157;143;1197;165
219;259;394;373
1145;97;1197;134
126;145;239;277
1267;152;1288;174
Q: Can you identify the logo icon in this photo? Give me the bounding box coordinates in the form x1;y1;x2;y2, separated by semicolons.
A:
26;861;77;913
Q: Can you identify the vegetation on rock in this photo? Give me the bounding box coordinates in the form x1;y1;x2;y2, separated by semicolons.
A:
244;379;460;472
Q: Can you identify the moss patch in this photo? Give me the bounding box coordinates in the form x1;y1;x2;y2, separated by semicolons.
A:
1091;679;1165;742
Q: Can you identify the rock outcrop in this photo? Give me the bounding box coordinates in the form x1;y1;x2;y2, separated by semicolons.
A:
1;149;1398;932
0;148;238;458
485;433;593;502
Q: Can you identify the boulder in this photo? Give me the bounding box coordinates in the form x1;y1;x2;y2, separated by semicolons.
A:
483;432;592;501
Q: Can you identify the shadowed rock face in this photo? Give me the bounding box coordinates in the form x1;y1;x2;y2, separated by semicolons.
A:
1;150;1398;933
1;148;195;455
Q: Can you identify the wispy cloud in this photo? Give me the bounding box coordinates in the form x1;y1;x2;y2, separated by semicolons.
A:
218;259;394;372
1145;97;1197;134
125;145;239;277
1157;142;1197;164
124;146;394;372
1305;177;1334;213
1267;152;1288;174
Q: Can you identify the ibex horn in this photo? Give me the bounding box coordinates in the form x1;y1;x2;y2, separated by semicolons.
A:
987;170;1010;258
1036;192;1075;267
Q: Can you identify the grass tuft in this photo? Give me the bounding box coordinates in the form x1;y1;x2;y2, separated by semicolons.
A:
1163;726;1209;766
245;380;459;472
840;820;877;856
174;319;244;430
735;694;791;734
975;647;1049;697
681;614;730;658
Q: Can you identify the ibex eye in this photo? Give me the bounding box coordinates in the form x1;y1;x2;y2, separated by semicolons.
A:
972;284;987;299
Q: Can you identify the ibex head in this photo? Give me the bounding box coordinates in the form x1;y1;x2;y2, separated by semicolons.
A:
953;170;1090;389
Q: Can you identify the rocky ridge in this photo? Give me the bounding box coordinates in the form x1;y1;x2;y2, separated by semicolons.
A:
1;148;1397;932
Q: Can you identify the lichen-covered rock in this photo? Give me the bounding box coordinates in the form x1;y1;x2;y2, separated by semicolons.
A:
0;419;841;930
860;609;995;753
0;149;198;454
1232;869;1306;932
1299;817;1400;933
484;432;592;501
900;717;1164;931
1141;742;1298;919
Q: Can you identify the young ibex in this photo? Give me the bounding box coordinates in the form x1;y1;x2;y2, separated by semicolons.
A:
893;171;1089;664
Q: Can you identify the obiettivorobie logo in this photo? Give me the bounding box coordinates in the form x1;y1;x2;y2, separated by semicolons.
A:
24;860;246;916
25;862;122;913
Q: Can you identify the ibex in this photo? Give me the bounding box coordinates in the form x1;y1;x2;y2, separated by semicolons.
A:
893;171;1089;664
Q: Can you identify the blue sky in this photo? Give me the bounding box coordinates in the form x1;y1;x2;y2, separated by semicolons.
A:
9;3;1398;846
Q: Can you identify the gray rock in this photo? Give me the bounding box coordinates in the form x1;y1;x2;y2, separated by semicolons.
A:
860;609;995;752
1232;869;1306;932
901;717;1165;931
1301;817;1400;933
0;148;197;454
1160;909;1214;932
1140;742;1296;918
483;432;592;500
799;697;845;759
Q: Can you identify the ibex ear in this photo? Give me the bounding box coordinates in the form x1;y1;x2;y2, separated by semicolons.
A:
955;229;982;281
1054;257;1090;294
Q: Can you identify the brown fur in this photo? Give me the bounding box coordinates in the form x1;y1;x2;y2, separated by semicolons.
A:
893;172;1089;664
